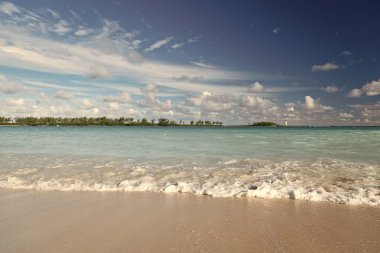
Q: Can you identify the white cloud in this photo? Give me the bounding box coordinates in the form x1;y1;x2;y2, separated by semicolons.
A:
103;91;132;104
0;23;261;90
54;20;72;35
248;82;264;93
348;79;380;97
361;79;380;96
139;84;158;107
23;80;85;92
303;96;333;112
190;61;216;69
46;9;60;19
171;43;184;49
142;83;157;93
74;27;92;37
286;103;295;112
311;63;341;72
240;95;274;109
137;84;176;113
341;51;352;56
187;91;235;112
107;102;121;111
0;74;23;93
339;112;354;118
0;2;20;15
0;5;335;124
81;98;93;109
6;98;25;106
322;85;339;93
187;91;211;106
348;88;363;98
87;66;112;79
144;36;173;52
161;99;173;111
123;48;144;64
349;102;380;124
171;37;199;50
55;90;74;100
187;37;200;43
304;95;315;109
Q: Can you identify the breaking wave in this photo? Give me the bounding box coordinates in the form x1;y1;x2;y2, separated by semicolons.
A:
0;155;379;206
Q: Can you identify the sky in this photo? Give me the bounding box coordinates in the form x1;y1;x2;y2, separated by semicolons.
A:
0;0;379;125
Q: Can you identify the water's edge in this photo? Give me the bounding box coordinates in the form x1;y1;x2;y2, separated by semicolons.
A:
1;156;378;207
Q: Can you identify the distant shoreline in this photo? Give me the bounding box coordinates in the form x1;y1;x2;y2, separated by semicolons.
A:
0;124;379;128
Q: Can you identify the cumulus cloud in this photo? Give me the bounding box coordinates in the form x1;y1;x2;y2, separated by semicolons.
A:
181;91;278;122
54;90;74;100
87;66;112;79
240;95;274;109
6;98;25;106
81;98;94;109
0;2;20;15
144;36;173;52
0;74;23;94
248;82;264;93
161;99;173;111
139;84;158;107
107;102;121;111
311;63;341;72
349;101;380;124
137;84;176;113
0;3;357;125
103;91;132;104
362;79;380;96
348;79;380;97
348;89;363;98
286;103;295;112
339;112;354;118
322;85;339;93
304;96;315;109
303;96;333;112
187;91;235;112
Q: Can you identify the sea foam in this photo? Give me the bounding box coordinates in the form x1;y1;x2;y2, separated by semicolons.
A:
0;155;379;206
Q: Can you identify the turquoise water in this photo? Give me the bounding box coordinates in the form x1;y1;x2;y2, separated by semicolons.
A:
0;126;379;206
1;126;379;163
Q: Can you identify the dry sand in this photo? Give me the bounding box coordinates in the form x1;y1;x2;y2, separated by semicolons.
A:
0;189;379;253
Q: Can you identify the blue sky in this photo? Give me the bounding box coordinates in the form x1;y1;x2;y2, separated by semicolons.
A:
0;0;379;125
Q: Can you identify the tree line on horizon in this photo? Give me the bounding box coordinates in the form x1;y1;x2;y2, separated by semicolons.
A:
250;121;279;127
0;116;223;127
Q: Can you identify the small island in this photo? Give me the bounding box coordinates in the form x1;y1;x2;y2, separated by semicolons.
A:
250;121;280;127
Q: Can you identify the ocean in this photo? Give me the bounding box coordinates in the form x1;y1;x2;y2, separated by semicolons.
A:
0;126;379;206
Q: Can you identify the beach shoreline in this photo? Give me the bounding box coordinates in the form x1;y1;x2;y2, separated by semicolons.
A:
1;189;379;253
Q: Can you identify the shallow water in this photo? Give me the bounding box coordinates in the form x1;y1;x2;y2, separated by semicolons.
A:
0;126;379;205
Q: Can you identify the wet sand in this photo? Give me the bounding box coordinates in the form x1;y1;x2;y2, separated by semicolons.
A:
0;189;379;252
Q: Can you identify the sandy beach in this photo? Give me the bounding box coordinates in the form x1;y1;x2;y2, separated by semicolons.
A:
1;189;379;253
